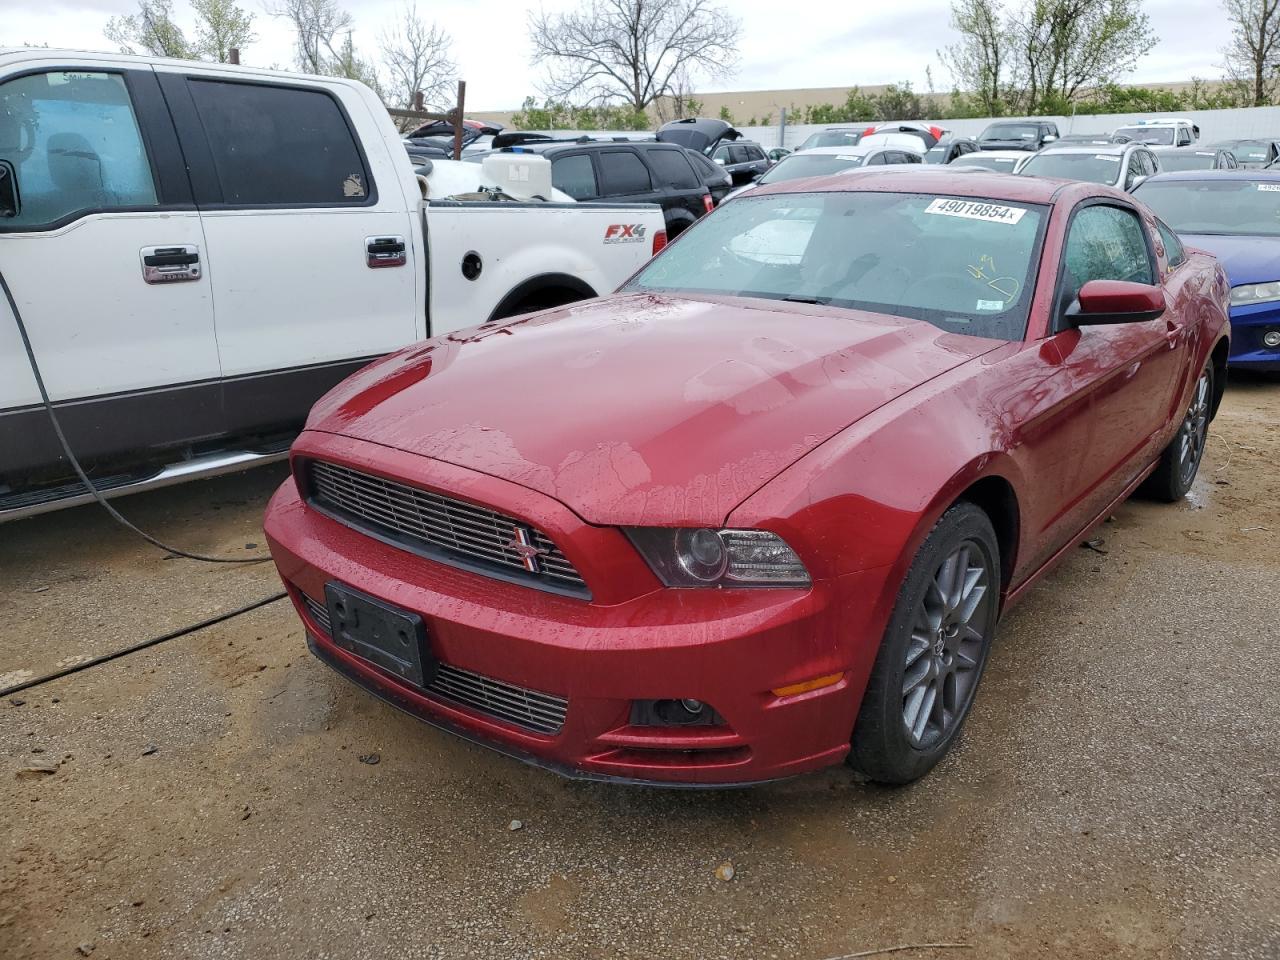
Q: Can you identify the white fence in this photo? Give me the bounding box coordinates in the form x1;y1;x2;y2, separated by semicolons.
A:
734;105;1280;150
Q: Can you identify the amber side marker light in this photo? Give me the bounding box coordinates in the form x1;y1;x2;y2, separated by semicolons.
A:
771;672;844;698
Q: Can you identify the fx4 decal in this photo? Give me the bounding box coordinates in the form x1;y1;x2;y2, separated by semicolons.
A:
604;223;648;244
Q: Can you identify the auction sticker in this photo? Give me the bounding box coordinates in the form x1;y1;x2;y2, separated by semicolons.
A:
924;198;1027;225
1095;154;1122;162
1258;184;1280;192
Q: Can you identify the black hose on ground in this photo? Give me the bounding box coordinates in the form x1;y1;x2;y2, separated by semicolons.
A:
0;591;287;698
0;264;272;563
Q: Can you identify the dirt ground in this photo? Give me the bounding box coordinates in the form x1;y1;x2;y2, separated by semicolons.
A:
2;375;1278;960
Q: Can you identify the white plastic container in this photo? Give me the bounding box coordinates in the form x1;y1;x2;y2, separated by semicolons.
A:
481;152;554;201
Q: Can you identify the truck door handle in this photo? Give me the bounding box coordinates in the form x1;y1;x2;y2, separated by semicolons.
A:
366;235;407;268
140;245;200;284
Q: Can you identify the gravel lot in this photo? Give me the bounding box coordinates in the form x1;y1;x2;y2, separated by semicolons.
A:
3;376;1278;960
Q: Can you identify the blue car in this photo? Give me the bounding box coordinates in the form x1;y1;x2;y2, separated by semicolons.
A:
1135;170;1280;371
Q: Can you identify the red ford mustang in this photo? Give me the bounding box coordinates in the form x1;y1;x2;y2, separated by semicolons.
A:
265;171;1230;786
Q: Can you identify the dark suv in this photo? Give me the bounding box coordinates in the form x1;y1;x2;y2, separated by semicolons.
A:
977;120;1061;152
709;140;770;185
501;140;714;236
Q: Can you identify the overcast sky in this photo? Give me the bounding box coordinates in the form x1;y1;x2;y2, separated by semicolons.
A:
3;0;1234;111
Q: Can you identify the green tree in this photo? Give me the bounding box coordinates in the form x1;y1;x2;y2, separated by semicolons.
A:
105;0;192;58
191;0;255;62
718;105;734;123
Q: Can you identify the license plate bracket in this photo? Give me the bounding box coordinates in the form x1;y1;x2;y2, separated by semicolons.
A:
324;582;434;688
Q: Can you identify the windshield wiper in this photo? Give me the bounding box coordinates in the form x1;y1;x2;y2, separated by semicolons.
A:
782;293;833;305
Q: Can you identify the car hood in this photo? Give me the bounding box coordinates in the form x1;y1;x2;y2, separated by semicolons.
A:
1182;233;1280;284
305;295;999;526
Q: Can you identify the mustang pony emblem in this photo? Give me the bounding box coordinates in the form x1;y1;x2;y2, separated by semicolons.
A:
506;525;549;572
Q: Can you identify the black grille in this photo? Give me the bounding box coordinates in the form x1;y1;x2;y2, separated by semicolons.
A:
299;592;568;736
306;460;587;596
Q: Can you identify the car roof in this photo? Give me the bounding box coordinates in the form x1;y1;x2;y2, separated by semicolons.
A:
753;168;1081;204
1150;146;1219;154
783;145;881;156
508;139;672;155
1034;143;1135;156
957;149;1030;159
1143;168;1280;183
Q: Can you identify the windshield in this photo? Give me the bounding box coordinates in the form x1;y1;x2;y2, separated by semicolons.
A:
1113;126;1175;145
981;123;1039;142
799;131;862;150
1218;141;1269;161
1020;152;1122;184
760;153;865;183
1154;152;1218;171
1134;178;1280;237
953;154;1021;172
624;191;1046;340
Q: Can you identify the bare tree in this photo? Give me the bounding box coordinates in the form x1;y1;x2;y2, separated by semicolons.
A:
191;0;256;63
380;4;456;111
269;0;353;74
105;0;192;58
329;30;384;97
528;0;742;113
1223;0;1280;105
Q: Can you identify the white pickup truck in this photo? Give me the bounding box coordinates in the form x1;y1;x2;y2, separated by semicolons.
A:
0;50;664;520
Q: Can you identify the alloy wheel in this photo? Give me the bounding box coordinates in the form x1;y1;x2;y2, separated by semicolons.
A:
1177;370;1211;488
901;540;993;747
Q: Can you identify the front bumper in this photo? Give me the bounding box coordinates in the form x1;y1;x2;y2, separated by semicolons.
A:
264;448;884;786
1228;302;1280;370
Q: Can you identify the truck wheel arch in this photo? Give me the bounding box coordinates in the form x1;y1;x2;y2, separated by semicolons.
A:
486;274;599;322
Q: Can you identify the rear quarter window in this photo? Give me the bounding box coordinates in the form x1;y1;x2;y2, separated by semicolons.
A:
186;79;370;205
645;148;700;189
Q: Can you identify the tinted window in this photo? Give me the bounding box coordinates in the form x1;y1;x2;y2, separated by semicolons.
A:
712;144;732;161
1060;205;1153;313
1134;178;1280;237
1153;151;1218;171
1020;151;1124;185
746;145;765;162
686;149;726;180
188;80;368;205
1156;220;1185;268
598;150;651;194
552;154;598;199
625;190;1046;340
866;151;887;166
646;148;700;189
0;71;157;228
980;123;1040;143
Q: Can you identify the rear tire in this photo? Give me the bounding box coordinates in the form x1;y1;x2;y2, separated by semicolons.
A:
1143;362;1212;503
849;502;1000;785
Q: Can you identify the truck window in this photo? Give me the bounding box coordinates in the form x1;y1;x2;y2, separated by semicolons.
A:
551;154;597;199
0;71;157;229
185;79;371;205
598;150;651;195
646;148;700;189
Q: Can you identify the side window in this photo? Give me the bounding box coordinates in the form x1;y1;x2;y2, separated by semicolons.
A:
1125;152;1144;188
598;150;651;195
1060;204;1155;318
645;148;700;189
1176;126;1192;147
186;79;369;205
728;144;750;164
712;145;732;162
865;151;886;166
904;151;922;164
0;71;157;229
748;146;766;162
1156;220;1186;269
1144;152;1159;176
551;154;598;200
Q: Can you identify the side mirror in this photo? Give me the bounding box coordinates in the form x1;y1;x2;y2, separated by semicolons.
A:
1042;134;1058;143
0;160;18;218
1070;279;1166;325
1128;174;1148;191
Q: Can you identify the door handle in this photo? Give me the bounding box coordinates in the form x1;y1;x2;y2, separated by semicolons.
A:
366;235;407;268
140;245;200;284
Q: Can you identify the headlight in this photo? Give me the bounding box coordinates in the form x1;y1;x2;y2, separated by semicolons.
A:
1230;282;1280;306
626;528;811;587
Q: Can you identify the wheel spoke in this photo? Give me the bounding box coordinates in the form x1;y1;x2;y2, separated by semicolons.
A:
904;684;929;737
902;657;931;695
955;577;987;625
905;633;931;669
911;684;937;741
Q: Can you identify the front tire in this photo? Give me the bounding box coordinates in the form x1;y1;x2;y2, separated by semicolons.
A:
1143;362;1212;503
849;502;1000;785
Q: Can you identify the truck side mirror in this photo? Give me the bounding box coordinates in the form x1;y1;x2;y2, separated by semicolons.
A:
0;161;18;219
1042;134;1057;143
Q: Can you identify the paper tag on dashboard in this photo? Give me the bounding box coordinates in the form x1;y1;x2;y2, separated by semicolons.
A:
924;198;1028;225
1259;184;1280;192
975;299;1004;311
1095;155;1122;162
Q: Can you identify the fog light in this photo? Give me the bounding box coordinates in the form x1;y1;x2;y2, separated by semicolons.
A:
630;698;723;727
1264;330;1280;348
